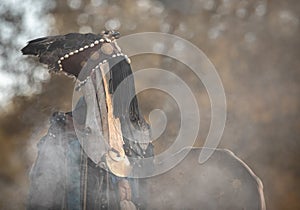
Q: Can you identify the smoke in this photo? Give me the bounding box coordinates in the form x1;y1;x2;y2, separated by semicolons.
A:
0;0;299;209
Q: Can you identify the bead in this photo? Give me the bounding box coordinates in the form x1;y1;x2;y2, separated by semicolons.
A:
80;61;86;67
125;55;131;64
90;52;100;60
101;43;114;55
49;132;56;138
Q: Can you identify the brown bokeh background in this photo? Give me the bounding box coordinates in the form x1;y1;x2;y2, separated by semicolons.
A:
0;0;299;209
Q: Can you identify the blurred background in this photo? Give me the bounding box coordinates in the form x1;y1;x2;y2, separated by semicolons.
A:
0;0;299;209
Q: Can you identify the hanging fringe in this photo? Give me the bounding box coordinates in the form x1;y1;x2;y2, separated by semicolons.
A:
109;57;140;121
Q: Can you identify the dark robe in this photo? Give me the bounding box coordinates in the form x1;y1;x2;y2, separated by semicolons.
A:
27;110;153;210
